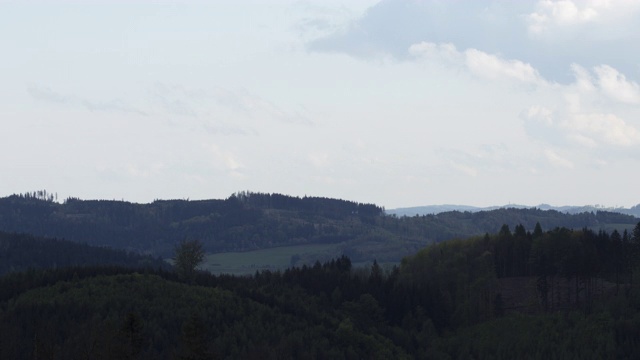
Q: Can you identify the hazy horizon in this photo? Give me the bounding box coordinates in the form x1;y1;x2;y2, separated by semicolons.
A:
3;1;640;209
4;190;639;212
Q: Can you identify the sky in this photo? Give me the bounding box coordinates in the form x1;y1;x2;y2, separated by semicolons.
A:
1;0;640;209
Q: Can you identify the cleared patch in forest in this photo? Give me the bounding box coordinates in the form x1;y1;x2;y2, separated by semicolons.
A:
200;243;342;275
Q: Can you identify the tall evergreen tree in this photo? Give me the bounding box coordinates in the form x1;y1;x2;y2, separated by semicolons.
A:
533;222;543;238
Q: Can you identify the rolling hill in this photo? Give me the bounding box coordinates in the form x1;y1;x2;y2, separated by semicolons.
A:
0;192;637;266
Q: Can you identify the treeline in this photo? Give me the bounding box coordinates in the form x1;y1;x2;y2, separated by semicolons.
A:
11;189;57;202
383;207;637;242
232;191;384;218
0;231;170;275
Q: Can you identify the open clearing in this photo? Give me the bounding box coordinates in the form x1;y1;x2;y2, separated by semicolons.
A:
200;243;341;275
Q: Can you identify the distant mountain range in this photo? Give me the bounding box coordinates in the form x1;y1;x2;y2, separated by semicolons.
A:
387;204;640;217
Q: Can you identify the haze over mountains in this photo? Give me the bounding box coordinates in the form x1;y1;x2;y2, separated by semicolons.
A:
388;203;640;217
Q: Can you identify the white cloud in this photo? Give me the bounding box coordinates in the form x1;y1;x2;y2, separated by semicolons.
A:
527;0;640;34
544;148;574;169
567;133;598;148
569;64;596;92
464;48;545;85
528;0;598;34
310;0;640;83
411;37;640;179
522;106;572;148
525;106;555;126
593;65;640;104
207;144;245;177
516;61;640;155
436;144;520;179
563;64;640;147
408;42;461;63
410;42;546;85
523;101;640;148
568;112;640;146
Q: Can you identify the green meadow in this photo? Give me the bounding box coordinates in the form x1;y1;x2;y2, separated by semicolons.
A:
200;243;342;275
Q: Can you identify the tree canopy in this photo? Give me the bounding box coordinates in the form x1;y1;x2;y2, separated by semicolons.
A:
173;239;205;281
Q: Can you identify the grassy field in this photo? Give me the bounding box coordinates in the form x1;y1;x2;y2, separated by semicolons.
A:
200;243;342;275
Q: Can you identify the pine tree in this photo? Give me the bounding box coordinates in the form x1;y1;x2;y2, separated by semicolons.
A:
533;222;543;238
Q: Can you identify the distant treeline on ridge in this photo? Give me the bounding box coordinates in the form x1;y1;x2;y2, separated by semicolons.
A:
0;191;636;262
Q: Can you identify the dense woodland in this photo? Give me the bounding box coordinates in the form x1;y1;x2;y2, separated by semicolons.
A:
0;191;636;263
2;219;640;358
2;191;640;358
0;231;170;275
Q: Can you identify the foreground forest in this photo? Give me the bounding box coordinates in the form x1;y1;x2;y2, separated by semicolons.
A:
0;191;637;264
2;223;640;358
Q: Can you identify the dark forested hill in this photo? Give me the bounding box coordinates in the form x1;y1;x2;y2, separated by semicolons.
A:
2;223;640;359
0;231;170;275
0;267;408;359
0;191;637;262
0;192;384;258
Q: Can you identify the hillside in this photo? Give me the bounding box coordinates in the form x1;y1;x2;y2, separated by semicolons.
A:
0;192;637;264
0;270;408;359
0;231;170;276
2;224;640;359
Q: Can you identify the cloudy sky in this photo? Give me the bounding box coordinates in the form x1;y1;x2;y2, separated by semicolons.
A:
2;0;640;208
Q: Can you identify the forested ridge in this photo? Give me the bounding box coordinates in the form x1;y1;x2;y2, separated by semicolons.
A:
0;191;636;262
0;231;170;276
2;222;640;358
